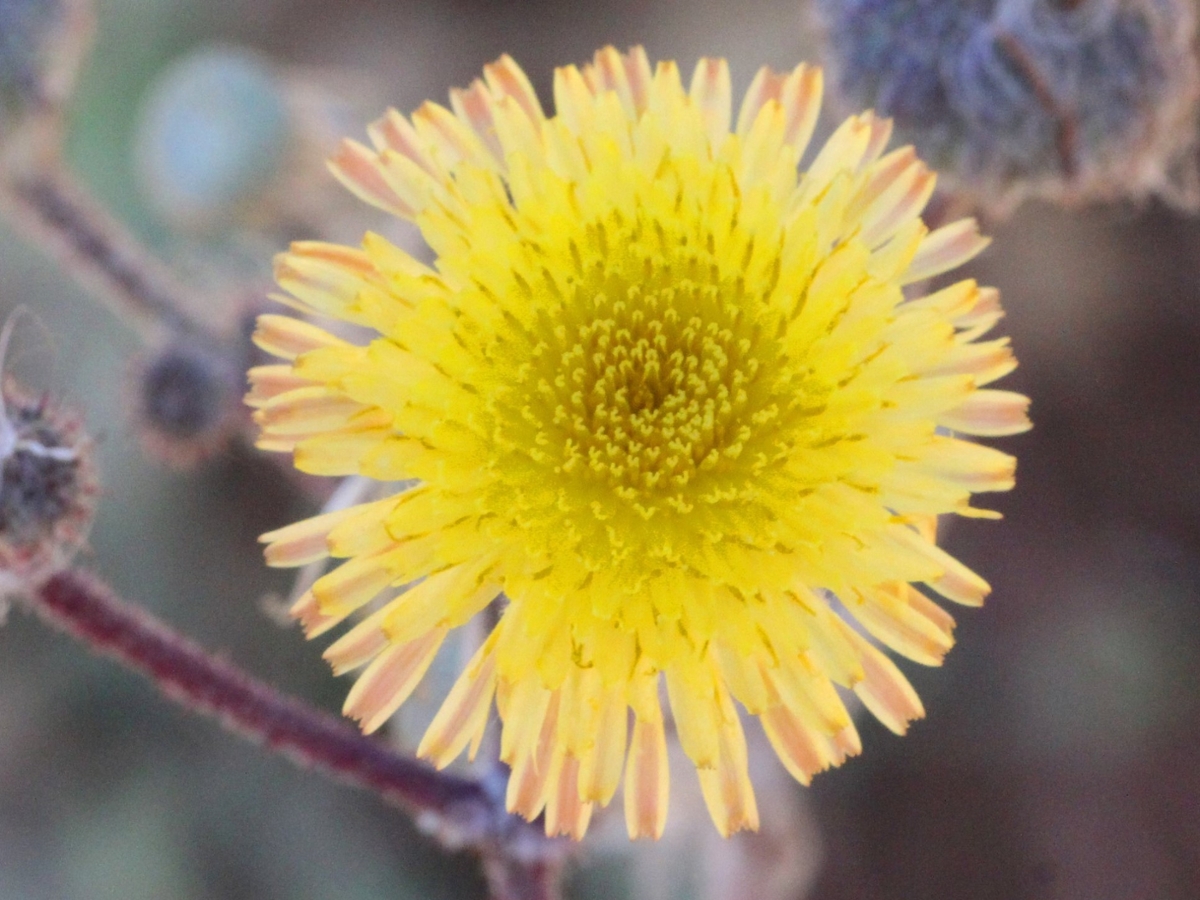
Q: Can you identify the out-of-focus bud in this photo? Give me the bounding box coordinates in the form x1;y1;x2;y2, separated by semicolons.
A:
0;378;96;590
814;0;1200;214
133;44;367;239
131;338;243;468
133;47;290;234
0;0;92;148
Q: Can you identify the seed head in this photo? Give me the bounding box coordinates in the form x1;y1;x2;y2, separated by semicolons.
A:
814;0;1200;212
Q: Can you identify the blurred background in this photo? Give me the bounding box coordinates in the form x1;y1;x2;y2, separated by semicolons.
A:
1;0;1199;898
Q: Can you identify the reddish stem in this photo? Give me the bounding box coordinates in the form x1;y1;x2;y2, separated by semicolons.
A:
0;166;209;342
29;569;495;828
26;569;569;897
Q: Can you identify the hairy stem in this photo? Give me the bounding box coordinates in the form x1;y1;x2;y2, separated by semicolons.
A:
29;568;483;813
0;164;210;342
23;568;565;900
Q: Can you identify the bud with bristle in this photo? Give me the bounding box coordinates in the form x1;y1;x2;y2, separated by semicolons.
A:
814;0;1200;214
0;378;96;590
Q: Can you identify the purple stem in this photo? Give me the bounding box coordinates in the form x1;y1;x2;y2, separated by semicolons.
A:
2;166;206;341
29;568;493;822
26;569;569;897
26;569;568;897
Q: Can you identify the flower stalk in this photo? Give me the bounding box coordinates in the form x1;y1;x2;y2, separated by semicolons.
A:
0;163;211;342
22;568;566;899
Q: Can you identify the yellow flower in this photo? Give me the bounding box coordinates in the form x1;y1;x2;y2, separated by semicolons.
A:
249;47;1030;841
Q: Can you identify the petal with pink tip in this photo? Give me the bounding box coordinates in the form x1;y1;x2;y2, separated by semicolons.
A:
260;503;362;567
903;219;991;284
328;138;415;219
343;628;446;733
252;314;347;361
418;636;499;767
689;58;732;151
623;709;670;839
483;54;546;124
844;627;925;734
940;389;1032;436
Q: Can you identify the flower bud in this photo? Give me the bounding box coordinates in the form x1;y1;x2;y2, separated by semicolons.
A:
132;339;242;468
133;46;290;233
133;44;367;238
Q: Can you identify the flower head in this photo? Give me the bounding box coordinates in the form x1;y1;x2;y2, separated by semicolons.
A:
250;47;1030;840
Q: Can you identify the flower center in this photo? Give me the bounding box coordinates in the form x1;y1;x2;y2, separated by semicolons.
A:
480;190;798;532
553;283;757;498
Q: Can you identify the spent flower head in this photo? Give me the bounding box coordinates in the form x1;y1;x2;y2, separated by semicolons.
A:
0;377;95;589
814;0;1200;212
250;47;1030;839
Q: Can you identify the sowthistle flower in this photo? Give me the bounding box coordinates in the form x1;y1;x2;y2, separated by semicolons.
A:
249;47;1030;840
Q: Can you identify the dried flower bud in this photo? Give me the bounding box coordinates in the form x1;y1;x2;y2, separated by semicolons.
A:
0;0;92;143
814;0;1200;213
132;339;242;468
0;378;96;589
